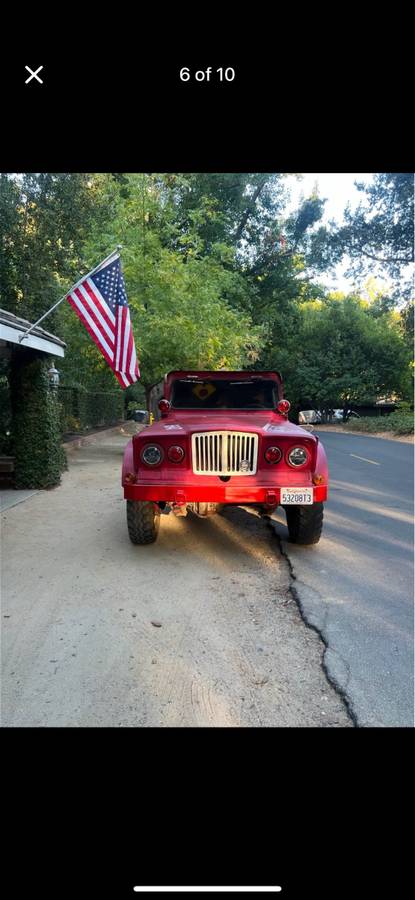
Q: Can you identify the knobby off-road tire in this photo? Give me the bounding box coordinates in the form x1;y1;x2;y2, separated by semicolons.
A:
284;502;324;545
126;500;160;544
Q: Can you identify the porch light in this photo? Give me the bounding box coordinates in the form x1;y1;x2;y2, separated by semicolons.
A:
48;364;60;390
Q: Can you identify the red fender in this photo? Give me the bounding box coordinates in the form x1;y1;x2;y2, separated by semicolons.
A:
315;438;329;484
121;439;135;486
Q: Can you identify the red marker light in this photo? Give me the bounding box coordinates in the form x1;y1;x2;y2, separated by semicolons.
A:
277;399;291;415
158;399;171;415
264;446;282;464
168;445;185;463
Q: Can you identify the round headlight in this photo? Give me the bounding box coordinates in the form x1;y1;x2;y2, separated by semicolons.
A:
141;444;163;466
288;446;308;467
264;446;282;464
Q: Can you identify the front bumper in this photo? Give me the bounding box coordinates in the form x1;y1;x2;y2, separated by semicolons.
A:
123;482;328;504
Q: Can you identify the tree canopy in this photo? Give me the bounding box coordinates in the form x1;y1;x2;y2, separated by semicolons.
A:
279;293;412;410
0;171;413;410
309;173;414;300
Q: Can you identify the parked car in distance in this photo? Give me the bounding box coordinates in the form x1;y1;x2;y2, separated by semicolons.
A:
127;409;149;424
298;410;322;424
122;370;329;546
298;408;361;424
332;409;361;421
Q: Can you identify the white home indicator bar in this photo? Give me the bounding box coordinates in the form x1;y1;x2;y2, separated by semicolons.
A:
133;889;282;894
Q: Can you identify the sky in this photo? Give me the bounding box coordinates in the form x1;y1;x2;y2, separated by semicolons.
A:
285;173;373;223
284;173;380;294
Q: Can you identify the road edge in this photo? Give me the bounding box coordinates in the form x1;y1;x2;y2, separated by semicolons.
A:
262;513;358;727
315;425;413;443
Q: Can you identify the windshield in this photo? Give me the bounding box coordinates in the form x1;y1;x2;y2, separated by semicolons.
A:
171;379;278;410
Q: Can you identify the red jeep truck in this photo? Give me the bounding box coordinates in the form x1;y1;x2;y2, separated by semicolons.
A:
122;370;328;544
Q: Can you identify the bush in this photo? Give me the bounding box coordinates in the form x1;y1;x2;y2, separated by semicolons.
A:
127;400;142;412
10;352;67;489
59;385;124;433
63;414;81;433
394;400;413;412
384;411;414;434
344;412;414;435
0;374;12;454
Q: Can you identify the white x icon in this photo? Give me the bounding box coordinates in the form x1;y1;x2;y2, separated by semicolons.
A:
25;65;44;84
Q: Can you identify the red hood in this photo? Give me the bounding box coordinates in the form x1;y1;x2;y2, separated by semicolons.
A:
144;410;317;442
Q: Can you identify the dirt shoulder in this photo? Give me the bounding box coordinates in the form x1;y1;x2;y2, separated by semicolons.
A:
62;421;141;449
2;428;350;727
315;424;414;443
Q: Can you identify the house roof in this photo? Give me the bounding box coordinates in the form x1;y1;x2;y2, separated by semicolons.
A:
0;308;66;358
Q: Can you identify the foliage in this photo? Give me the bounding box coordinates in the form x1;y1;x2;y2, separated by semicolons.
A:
9;350;67;488
343;411;414;435
400;299;414;349
267;293;413;410
126;400;145;413
0;172;412;432
0;173;109;325
59;385;124;433
63;414;81;433
123;382;147;409
82;174;266;397
309;173;414;299
0;369;12;453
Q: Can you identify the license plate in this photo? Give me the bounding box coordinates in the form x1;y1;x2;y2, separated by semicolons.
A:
280;488;314;505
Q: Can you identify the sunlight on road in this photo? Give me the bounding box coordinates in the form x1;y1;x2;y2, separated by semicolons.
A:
333;494;414;524
330;479;410;503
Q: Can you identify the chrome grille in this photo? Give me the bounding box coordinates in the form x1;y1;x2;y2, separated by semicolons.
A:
191;431;258;475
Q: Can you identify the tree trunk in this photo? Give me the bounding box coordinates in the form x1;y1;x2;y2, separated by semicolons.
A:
234;177;269;242
144;384;152;413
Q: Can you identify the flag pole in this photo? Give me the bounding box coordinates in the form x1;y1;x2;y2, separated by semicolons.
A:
18;245;123;343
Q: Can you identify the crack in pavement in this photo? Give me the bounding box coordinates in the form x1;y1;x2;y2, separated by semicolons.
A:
263;514;358;727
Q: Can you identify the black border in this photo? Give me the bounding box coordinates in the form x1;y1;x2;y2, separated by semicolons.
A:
2;39;413;171
4;726;413;898
2;32;413;900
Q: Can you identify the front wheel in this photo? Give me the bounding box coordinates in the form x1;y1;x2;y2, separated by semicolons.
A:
126;500;160;544
284;502;324;545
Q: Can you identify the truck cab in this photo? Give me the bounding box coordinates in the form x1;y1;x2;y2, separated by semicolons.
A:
122;370;328;544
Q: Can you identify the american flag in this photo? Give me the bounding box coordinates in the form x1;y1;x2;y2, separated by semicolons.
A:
67;254;140;388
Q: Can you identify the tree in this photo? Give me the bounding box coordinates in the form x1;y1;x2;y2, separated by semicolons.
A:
153;173;290;261
0;173;109;324
76;174;328;398
277;294;412;411
310;173;414;299
82;174;264;403
400;299;414;349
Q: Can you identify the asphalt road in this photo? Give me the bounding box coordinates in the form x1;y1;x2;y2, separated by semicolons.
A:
1;426;350;728
271;430;414;727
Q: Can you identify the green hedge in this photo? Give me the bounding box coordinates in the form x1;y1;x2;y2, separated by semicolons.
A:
344;412;414;435
59;384;124;433
10;351;67;489
0;372;12;454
